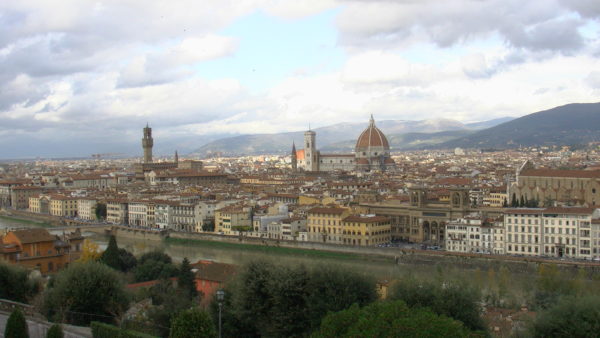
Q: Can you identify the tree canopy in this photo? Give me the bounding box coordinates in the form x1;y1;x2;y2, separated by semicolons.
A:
0;262;39;303
133;251;178;282
43;261;129;325
169;308;216;338
313;300;473;338
530;296;600;337
211;260;377;337
389;278;486;332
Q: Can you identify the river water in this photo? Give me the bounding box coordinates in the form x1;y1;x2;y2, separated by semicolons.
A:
0;215;545;291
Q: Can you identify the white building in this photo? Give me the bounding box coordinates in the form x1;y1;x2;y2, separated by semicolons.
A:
504;207;600;259
77;198;97;221
445;215;503;254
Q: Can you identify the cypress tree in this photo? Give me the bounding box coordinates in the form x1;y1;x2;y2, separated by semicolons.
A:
511;193;517;207
519;195;525;208
5;308;29;338
101;235;121;270
178;258;198;299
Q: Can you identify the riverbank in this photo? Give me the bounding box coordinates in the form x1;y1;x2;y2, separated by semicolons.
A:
166;237;382;262
0;214;52;228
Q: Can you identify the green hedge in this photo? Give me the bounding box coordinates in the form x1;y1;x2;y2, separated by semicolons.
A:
90;322;156;338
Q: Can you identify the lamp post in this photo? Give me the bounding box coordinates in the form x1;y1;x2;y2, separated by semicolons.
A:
216;289;225;338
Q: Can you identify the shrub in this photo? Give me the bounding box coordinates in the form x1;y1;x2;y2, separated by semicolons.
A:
46;324;63;338
169;308;216;338
5;308;29;338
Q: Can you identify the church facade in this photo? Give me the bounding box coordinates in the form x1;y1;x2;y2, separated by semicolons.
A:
292;116;395;172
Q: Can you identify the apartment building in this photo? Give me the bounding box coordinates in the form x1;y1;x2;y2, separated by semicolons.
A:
341;215;391;246
77;198;97;220
504;207;600;259
215;205;252;234
307;207;350;244
107;199;128;224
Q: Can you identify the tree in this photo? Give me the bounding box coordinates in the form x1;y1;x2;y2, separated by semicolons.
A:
211;260;377;337
519;195;525;207
134;251;178;282
78;239;102;262
5;308;29;338
101;235;121;270
178;258;198;299
0;262;39;303
95;203;107;220
389;278;486;332
43;261;129;325
144;278;194;337
118;248;137;272
313;301;473;338
169;308;216;338
46;324;63;338
511;193;518;207
530;296;600;337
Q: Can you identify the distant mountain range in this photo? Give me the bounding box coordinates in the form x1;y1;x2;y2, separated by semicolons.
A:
188;102;600;157
441;103;600;149
189;117;513;157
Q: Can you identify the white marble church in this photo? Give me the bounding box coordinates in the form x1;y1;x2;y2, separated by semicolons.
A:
291;115;395;172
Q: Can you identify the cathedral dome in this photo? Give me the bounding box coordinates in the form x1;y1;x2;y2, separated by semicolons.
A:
355;115;390;150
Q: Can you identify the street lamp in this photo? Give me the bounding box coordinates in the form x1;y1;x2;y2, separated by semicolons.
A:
216;289;225;338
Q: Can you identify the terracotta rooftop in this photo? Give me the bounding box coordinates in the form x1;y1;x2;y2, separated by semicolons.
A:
521;169;600;179
7;228;56;244
307;207;348;215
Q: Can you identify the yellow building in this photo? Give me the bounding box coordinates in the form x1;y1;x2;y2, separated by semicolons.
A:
307;207;350;243
215;205;252;234
341;215;391;246
49;195;78;217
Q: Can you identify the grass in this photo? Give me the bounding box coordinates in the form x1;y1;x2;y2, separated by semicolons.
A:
0;215;53;228
165;237;379;261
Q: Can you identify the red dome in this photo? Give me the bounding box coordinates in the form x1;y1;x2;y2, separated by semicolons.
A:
355;116;390;150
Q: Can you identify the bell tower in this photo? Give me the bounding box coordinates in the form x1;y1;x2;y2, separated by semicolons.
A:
304;129;318;171
142;123;153;164
291;142;297;172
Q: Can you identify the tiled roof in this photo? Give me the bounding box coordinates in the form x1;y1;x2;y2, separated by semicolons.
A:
520;169;600;179
8;228;56;244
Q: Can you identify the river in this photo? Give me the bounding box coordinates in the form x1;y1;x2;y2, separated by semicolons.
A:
0;215;565;297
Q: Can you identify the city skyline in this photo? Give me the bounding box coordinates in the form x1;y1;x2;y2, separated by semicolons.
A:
1;1;600;158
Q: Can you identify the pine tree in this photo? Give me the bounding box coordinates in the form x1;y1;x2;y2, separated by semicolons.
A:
178;258;198;299
101;235;121;270
5;308;29;338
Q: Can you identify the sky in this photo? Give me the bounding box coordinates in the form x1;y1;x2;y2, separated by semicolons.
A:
1;0;599;158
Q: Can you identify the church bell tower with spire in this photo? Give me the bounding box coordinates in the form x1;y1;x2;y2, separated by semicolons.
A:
142;123;153;164
291;142;297;172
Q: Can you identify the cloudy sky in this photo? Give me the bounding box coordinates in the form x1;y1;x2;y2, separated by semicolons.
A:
1;0;599;158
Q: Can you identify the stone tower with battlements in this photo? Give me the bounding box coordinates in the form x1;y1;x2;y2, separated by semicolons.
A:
142;124;153;164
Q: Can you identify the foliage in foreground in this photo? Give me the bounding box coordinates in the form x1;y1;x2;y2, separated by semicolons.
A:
529;296;600;337
5;308;29;338
133;251;178;282
211;260;377;337
389;277;486;332
90;321;156;338
312;300;474;338
100;235;137;272
169;308;216;338
46;324;63;338
43;261;129;325
0;262;39;303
